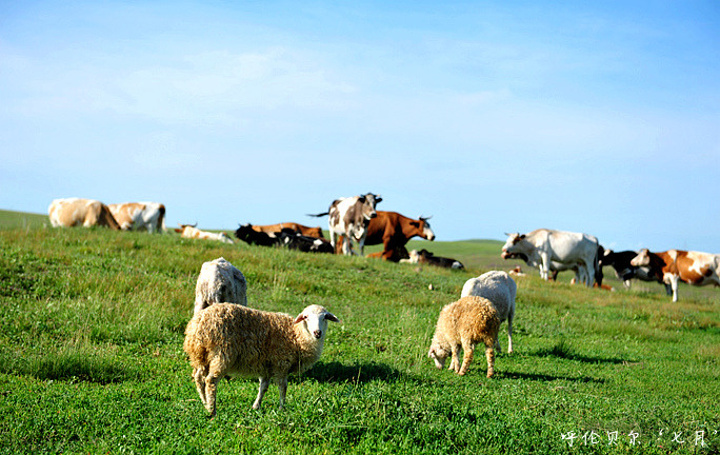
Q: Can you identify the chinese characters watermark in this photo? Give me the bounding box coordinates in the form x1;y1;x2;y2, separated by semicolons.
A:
560;428;718;448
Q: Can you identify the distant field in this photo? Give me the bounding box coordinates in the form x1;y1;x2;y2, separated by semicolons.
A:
0;209;48;229
1;214;718;454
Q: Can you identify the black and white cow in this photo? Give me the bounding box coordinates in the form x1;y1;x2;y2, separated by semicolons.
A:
501;229;601;287
277;228;334;253
309;193;382;255
402;249;464;269
234;223;280;247
600;249;668;292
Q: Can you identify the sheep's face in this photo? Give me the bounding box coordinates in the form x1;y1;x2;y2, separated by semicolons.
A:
428;343;449;369
294;305;340;340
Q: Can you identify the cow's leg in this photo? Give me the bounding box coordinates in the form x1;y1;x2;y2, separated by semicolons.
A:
668;275;679;302
664;283;673;296
329;229;338;250
539;253;550;280
342;234;353;255
584;262;595;287
357;236;366;256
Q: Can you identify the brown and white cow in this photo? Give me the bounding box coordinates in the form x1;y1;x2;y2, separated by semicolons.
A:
48;198;120;230
630;248;720;302
108;202;166;233
250;222;324;239
364;211;435;261
309;193;382;255
175;224;234;244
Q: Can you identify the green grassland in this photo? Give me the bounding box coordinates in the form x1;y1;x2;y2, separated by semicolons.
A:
0;215;719;454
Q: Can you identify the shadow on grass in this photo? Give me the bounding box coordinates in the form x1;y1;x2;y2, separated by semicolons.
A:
496;370;606;384
304;361;412;384
532;340;632;364
2;354;141;385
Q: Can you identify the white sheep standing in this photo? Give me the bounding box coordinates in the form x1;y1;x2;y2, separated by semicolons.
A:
460;270;516;354
194;257;247;315
183;303;340;416
428;295;500;377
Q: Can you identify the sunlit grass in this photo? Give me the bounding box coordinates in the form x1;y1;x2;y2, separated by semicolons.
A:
0;225;718;454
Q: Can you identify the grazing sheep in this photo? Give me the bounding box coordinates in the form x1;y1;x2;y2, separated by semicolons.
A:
460;271;516;354
183;303;340;416
428;296;500;378
194;257;247;315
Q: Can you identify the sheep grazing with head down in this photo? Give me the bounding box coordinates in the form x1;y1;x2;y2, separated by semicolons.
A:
194;257;247;315
428;295;500;378
183;303;340;416
460;270;517;354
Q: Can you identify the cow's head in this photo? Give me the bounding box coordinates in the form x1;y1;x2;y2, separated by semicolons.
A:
174;223;197;234
234;223;254;241
416;216;435;241
501;232;526;259
630;249;651;267
359;193;382;220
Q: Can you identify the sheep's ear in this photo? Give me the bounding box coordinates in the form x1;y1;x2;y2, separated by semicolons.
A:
324;312;340;323
294;314;308;324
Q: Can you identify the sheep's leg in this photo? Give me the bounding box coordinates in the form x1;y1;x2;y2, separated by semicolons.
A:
449;345;461;372
485;345;496;378
507;315;514;354
458;342;474;376
277;377;288;409
193;367;207;408
252;377;270;410
204;373;220;417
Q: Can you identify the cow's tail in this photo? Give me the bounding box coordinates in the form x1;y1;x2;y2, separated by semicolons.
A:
307;212;329;218
159;204;167;233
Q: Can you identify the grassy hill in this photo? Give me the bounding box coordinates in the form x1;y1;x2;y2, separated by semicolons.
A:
0;216;718;454
0;209;48;230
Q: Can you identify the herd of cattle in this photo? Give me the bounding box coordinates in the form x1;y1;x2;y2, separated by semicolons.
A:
47;195;719;301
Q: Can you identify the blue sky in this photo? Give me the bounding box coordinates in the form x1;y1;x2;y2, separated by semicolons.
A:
1;1;719;253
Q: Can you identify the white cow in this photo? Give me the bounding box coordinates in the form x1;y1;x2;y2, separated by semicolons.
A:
501;229;600;287
108;202;166;233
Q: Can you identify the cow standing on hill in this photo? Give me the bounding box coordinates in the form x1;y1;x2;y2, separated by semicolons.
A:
309;193;382;256
48;198;120;230
630;249;720;302
501;229;601;287
364;211;435;261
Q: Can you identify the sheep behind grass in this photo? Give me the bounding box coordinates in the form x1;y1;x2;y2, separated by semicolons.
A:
194;257;247;315
428;295;500;377
460;270;516;353
183;303;339;416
